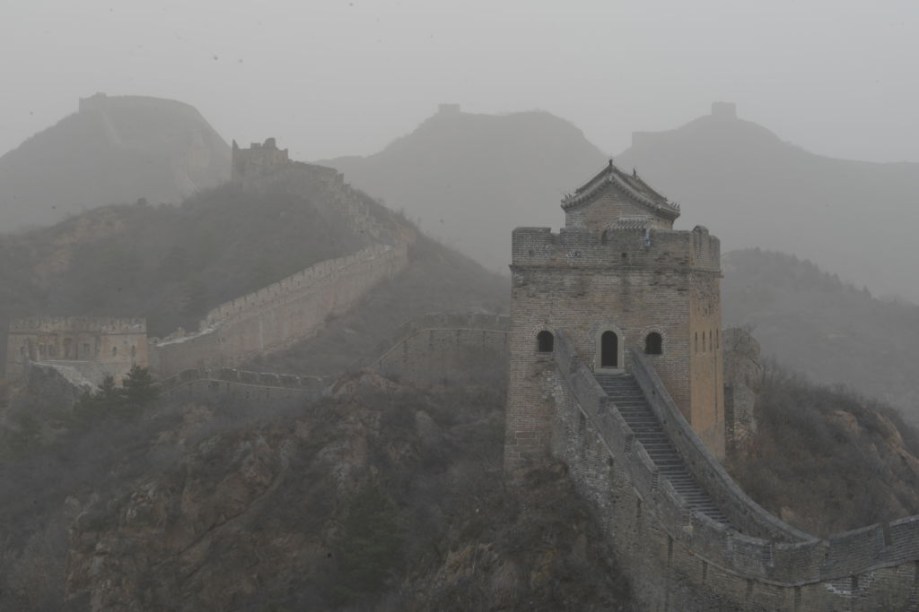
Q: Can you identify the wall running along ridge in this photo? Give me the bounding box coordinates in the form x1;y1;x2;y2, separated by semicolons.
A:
371;313;509;387
159;367;325;410
151;243;409;377
550;331;919;610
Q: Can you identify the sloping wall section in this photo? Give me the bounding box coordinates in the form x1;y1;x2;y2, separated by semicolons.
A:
151;243;408;377
549;331;919;611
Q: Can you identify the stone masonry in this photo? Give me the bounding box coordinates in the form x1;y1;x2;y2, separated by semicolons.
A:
503;161;919;609
5;317;148;384
231;138;290;181
505;161;725;472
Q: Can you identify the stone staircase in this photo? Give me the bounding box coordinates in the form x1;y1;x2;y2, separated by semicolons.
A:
595;373;731;525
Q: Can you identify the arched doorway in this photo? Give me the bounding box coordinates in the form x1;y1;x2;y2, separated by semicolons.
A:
601;331;619;368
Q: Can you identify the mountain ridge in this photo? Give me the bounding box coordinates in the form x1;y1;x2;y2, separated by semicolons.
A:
323;105;608;272
0;93;231;231
618;104;919;302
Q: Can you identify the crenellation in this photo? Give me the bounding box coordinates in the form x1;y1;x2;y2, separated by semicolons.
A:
6;316;149;383
231;138;290;181
512;226;720;273
152;243;408;376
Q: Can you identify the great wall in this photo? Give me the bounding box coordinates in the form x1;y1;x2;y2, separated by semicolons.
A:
5;139;413;387
552;334;919;610
5;141;919;610
150;242;408;377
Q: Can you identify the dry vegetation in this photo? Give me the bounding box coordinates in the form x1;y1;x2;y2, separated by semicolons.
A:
728;363;919;536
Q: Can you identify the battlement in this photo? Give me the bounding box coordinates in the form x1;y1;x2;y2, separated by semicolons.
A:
511;226;721;273
9;317;146;335
6;316;149;382
231;137;291;181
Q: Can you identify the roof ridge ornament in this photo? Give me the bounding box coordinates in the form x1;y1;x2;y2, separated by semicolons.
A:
560;163;680;218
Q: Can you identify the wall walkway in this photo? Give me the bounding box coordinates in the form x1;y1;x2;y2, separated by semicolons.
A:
550;331;919;610
151;243;409;377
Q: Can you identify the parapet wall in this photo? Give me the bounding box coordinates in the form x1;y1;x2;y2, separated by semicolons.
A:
371;313;509;387
551;332;919;609
9;317;146;335
160;367;325;409
151;243;409;377
511;226;720;272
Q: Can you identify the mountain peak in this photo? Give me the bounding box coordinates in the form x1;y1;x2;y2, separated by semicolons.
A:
0;94;231;232
323;108;607;272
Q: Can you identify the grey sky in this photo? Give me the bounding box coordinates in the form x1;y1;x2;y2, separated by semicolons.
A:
2;0;917;163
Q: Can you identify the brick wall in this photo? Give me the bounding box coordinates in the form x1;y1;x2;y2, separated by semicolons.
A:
551;332;919;610
160;367;324;409
505;225;723;470
371;313;509;387
6;317;149;383
151;243;408;377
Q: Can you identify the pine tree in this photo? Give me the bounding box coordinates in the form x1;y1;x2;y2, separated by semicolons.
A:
121;365;159;407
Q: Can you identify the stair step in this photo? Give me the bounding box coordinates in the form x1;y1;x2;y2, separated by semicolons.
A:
593;372;736;528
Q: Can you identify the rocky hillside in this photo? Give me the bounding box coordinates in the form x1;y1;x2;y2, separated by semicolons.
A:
723;248;919;425
3;320;919;609
0;94;230;231
616;104;919;303
324;105;608;272
0;370;631;611
729;364;919;537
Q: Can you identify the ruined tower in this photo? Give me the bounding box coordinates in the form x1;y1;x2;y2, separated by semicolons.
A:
231;138;290;181
505;161;725;471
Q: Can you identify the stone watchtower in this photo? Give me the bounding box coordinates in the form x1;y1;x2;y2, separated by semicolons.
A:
505;161;725;471
231;138;290;181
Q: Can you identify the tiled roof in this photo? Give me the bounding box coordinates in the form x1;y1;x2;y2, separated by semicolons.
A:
561;160;680;218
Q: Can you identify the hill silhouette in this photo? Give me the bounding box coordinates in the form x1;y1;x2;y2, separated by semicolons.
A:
616;103;919;303
0;93;230;231
723;248;919;424
326;103;919;302
0;169;506;376
324;105;608;272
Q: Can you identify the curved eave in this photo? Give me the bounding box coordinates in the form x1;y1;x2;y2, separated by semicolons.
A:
561;176;681;220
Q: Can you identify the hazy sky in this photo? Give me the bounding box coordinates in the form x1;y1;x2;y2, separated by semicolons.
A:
2;0;917;163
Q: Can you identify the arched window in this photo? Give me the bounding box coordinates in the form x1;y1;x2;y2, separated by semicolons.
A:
112;346;118;357
536;330;554;353
601;331;619;368
645;332;663;355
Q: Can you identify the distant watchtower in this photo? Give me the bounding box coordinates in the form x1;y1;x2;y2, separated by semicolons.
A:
231;138;290;181
505;161;725;471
